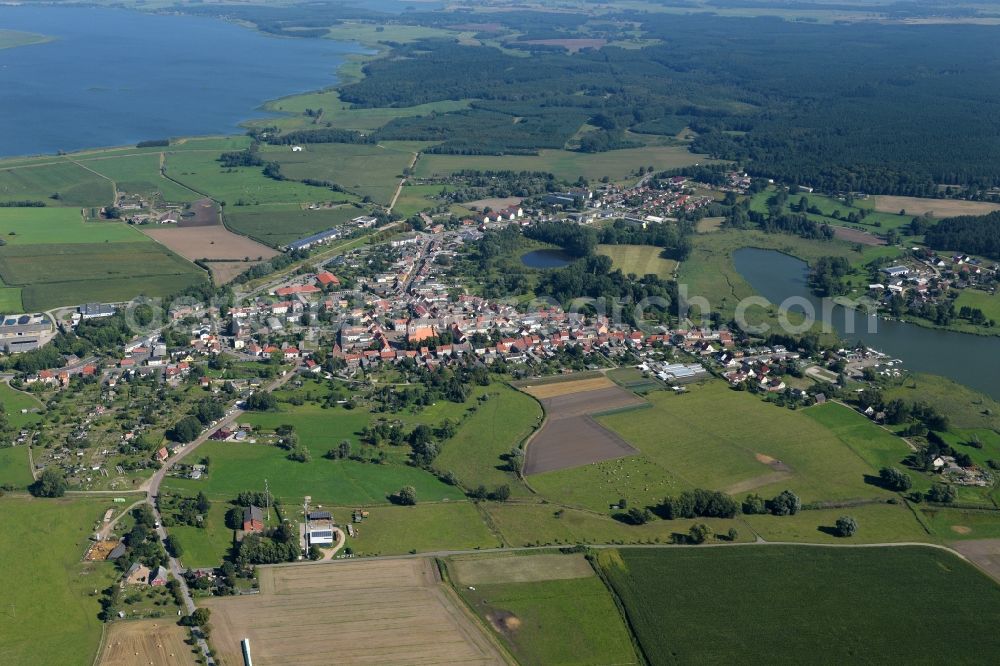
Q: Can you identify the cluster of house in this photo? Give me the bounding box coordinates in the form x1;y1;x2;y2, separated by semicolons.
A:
592;176;713;226
285;216;378;252
870;254;998;306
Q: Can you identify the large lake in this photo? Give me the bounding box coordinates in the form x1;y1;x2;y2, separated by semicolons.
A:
0;5;363;156
734;247;1000;400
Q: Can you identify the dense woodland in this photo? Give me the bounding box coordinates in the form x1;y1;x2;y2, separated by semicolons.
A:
924;212;1000;260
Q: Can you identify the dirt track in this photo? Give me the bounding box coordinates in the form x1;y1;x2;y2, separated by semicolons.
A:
204;559;508;665
524;386;645;475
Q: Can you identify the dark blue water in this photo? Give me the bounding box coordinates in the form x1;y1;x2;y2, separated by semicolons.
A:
521;249;574;269
0;5;363;156
734;247;1000;399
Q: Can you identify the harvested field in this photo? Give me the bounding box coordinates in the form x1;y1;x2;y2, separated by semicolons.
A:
142;226;278;263
521;376;614;400
952;539;1000;584
463;196;522;211
520;38;607;53
99;620;197;666
178;198;220;227
695;216;725;233
833;226;886;246
873;195;1000;218
450;553;594;586
523;385;645;475
204;559;506;666
205;260;265;285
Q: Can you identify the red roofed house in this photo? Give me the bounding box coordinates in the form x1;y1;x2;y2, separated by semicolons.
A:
316;271;340;287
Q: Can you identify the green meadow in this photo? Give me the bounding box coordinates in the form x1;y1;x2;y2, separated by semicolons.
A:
599;546;1000;664
344;502;498;556
262;142;417;206
78;153;199;202
0;445;33;487
0;497;118;666
530;381;898;514
433;383;542;497
263;90;472;132
0;208;139;245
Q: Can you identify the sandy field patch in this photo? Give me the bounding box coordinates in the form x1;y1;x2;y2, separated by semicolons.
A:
142;225;279;263
99;620;197;666
833;226;886;246
522;376;615;400
951;525;973;535
204;558;506;666
450;553;594;586
873;196;1000;218
952;539;1000;584
204;260;265;285
463;196;523;211
696;216;725;233
84;539;120;561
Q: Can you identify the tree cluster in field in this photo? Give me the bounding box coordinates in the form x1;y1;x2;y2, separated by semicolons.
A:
136;139;169;148
808;256;852;297
159;491;212;529
0;200;45;207
856;389;949;431
235;521;300;567
431;169;559;202
598;219;692;261
924;211;1000;261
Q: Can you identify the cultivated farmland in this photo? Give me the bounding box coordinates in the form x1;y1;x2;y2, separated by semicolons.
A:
449;553;639;666
98;620;198;666
225;203;363;248
0;160;113;207
204;558;506;666
598;546;1000;664
521;379;645;475
141;225;278;283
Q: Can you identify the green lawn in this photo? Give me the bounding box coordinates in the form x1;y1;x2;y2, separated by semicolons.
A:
0;208;141;245
597;244;678;278
0;497;119;666
225;203;363;247
392;183;453;218
531;381;894;513
0;446;32;487
433;384;542;496
955;289;1000;326
801;402;914;474
0;286;23;311
0;160;113;207
169;502;236;569
416;144;711;183
0;381;44;428
599;545;1000;664
920;507;1000;541
344;502;499;556
452;559;639;666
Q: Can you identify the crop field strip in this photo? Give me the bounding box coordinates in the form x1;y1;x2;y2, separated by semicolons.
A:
205;559;506;666
522;381;646;475
99;620;197;666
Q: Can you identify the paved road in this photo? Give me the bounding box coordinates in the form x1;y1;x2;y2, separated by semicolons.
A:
140;367;299;665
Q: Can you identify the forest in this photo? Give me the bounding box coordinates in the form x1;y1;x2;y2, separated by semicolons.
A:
330;15;1000;192
924;212;1000;260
